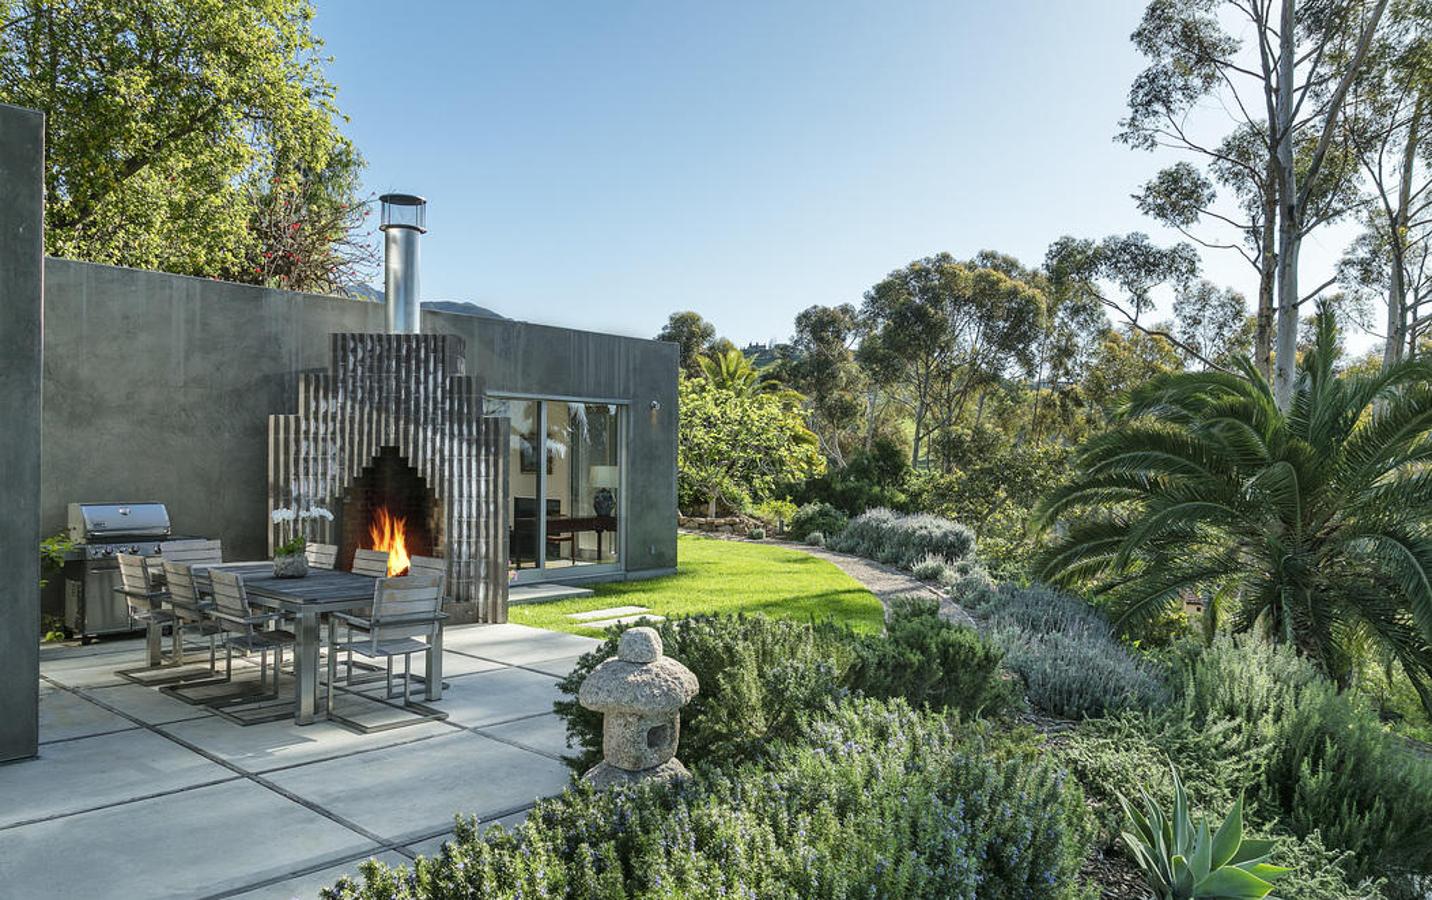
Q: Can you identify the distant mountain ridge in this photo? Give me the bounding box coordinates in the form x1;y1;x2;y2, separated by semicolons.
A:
340;284;506;320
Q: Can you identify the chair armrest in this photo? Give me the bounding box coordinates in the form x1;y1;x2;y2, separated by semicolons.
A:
332;612;373;628
367;612;449;627
212;610;287;628
112;587;167;601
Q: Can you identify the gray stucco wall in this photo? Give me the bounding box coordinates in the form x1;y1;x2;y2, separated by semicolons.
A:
39;259;678;603
429;315;679;576
42;259;385;565
0;104;44;762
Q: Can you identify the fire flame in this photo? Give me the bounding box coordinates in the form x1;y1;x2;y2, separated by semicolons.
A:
368;507;411;576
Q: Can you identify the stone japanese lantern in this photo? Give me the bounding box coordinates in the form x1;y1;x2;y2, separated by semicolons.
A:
578;627;699;788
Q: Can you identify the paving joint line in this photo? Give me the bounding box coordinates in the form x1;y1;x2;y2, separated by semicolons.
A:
33;651;579;896
200;800;543;898
37;724;142;746
37;676;390;854
442;646;583;679
0;772;243;832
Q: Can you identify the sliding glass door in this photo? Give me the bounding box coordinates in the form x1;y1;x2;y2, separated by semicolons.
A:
486;396;624;582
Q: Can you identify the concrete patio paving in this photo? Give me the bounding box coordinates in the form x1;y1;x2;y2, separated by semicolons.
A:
0;622;600;899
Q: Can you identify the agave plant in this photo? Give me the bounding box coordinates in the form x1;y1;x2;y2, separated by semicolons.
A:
1036;306;1432;711
1118;768;1288;899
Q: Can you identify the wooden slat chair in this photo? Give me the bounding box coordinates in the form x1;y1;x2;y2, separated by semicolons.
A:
113;553;184;685
406;555;447;599
327;575;447;733
156;561;255;705
350;548;390;578
161;561;223;667
152;539;225;590
208;569;296;724
332;548;392;684
305;542;338;570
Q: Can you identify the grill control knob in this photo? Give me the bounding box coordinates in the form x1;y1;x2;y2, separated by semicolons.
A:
101;547;114;557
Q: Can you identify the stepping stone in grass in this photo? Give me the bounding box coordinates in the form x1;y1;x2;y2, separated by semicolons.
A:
578;614;666;630
567;606;652;621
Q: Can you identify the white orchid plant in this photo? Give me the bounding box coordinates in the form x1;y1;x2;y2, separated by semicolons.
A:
272;504;334;557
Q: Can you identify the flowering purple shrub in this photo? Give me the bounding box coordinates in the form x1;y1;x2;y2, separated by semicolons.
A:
322;699;1095;899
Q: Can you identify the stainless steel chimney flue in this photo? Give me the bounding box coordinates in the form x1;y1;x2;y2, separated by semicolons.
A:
379;193;427;334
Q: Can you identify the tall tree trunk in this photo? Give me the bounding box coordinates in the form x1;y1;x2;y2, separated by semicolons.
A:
910;398;926;469
1384;97;1421;370
864;385;878;452
1255;170;1278;381
1270;0;1387;405
1273;0;1300;410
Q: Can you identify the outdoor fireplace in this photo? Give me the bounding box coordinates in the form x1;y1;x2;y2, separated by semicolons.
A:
339;446;440;576
267;333;510;623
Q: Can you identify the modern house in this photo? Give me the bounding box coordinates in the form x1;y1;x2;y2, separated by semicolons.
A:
1;102;678;763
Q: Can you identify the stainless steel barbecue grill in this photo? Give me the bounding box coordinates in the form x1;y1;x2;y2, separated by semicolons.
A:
63;502;204;640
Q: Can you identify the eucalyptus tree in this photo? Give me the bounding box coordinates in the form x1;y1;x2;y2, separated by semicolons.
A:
1120;0;1393;407
1036;306;1432;710
1341;2;1432;367
1044;232;1213;364
858;254;1044;469
1173;279;1255;369
657;311;721;376
775;304;867;467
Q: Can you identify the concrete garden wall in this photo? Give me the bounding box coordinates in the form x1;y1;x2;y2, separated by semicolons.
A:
38;260;679;612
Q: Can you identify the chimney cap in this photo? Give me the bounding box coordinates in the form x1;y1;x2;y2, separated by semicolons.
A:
379;193;428;233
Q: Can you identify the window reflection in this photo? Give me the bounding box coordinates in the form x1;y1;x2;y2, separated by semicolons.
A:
484;397;621;577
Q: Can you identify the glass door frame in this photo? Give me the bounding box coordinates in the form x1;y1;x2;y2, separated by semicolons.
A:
491;392;628;585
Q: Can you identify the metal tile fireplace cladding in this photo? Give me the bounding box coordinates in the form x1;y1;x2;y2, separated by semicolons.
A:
268;333;510;623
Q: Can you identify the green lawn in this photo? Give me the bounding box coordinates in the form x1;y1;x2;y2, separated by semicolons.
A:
509;533;885;636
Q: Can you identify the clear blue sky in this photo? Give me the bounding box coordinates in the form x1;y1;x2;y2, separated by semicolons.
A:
315;0;1355;346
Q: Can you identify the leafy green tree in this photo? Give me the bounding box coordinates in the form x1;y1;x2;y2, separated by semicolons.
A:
0;0;367;290
1036;306;1432;711
775;304;866;467
1045;233;1209;366
1173;279;1254;370
1119;0;1394;407
657;311;720;375
1341;5;1432;368
695;348;788;398
678;375;824;517
858;253;1044;468
1079;325;1184;412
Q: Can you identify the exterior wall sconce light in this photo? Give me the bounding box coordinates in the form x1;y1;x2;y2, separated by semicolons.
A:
650;400;661;411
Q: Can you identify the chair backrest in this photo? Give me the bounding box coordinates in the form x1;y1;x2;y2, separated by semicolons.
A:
406;555;447;598
367;575;442;646
207;569;255;626
162;561;204;621
351;548;390;578
116;554;159;614
305;542;338;570
161;539;223;566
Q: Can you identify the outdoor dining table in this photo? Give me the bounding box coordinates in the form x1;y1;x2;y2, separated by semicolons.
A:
192;562;443;726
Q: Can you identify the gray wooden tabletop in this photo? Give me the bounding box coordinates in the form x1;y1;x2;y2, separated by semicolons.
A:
200;562;376;610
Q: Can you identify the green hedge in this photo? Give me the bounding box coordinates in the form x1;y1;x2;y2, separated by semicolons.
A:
323;700;1096;900
1058;637;1432;895
555;608;1016;772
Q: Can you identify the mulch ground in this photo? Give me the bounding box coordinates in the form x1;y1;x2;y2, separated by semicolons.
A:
1081;849;1148;899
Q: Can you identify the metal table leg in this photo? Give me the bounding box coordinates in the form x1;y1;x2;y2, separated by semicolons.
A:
146;620;163;667
294;607;320;725
426;626;443;701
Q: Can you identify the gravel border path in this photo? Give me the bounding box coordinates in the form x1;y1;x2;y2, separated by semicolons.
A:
680;529;975;628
